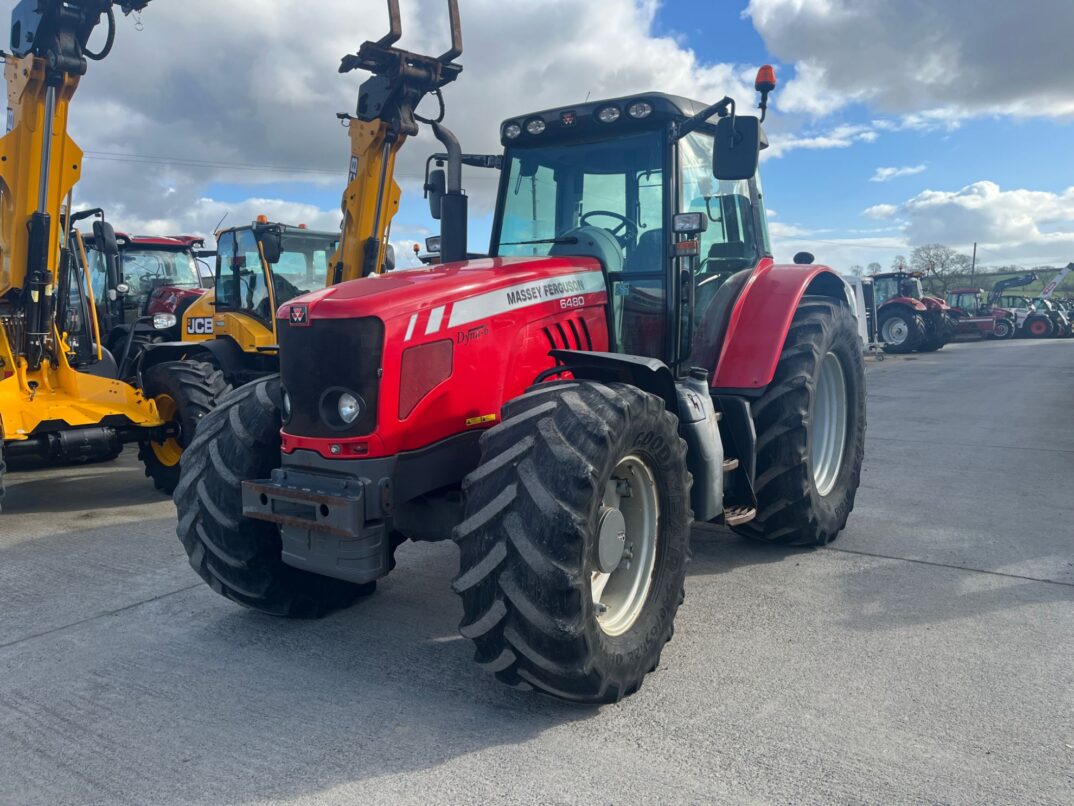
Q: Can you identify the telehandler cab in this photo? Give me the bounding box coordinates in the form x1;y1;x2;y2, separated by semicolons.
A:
0;0;228;507
176;7;866;703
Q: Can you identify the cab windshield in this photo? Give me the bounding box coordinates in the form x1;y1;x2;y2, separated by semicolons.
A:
216;228;338;321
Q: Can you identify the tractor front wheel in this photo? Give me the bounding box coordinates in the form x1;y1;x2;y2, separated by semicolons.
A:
453;381;691;703
733;297;866;547
879;309;925;353
990;318;1015;340
138;361;230;494
174;375;374;617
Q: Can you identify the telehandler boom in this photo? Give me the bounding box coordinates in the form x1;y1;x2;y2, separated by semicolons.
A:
0;0;228;506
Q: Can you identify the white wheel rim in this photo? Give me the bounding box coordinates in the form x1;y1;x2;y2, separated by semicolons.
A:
592;455;659;637
811;352;849;497
882;316;909;345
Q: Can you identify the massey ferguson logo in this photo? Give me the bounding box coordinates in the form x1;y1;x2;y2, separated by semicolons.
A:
289;305;309;326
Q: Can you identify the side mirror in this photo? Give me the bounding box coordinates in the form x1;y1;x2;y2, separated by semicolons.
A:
257;230;282;264
713;115;761;181
383;243;396;272
92;220;120;257
426;168;446;220
793;251;815;265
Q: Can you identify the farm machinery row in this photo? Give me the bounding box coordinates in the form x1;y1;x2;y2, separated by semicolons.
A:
1;0;868;703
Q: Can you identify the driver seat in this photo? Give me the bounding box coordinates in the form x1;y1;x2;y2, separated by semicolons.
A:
623;228;663;273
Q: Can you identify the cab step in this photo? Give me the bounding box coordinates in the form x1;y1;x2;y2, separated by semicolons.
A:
722;457;739;472
722;505;756;526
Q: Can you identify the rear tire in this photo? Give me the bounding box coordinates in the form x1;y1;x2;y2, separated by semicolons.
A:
733;297;866;547
453;381;691;703
138;361;230;494
174;375;373;617
879;309;925;353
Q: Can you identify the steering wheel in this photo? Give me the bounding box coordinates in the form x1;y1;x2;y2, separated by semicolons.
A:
580;210;639;249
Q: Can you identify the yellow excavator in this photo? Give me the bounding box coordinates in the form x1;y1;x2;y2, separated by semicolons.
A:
0;0;228;506
138;0;465;390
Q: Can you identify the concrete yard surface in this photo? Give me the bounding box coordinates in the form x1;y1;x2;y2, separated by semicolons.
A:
1;338;1072;805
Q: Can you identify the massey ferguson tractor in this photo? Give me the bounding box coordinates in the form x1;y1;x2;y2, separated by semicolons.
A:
872;270;953;353
174;6;867;703
945;288;1016;340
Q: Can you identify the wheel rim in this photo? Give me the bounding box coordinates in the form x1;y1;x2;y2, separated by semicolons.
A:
151;394;183;468
592;455;659;637
1030;320;1047;336
811;352;848;497
882;316;909;345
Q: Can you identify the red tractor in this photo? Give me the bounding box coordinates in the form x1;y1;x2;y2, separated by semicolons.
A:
174;12;866;704
945;287;1016;340
872;270;954;353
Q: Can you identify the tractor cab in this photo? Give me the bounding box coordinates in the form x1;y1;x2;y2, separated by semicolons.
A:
490;92;772;370
211;220;340;335
873;271;925;307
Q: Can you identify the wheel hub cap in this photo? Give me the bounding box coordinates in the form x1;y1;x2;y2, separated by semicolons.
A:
883;317;908;345
592;456;659;637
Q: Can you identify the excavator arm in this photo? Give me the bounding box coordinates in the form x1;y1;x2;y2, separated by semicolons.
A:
987;272;1038;308
329;0;463;285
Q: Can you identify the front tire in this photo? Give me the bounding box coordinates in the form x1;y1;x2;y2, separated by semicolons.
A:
453;381;691;703
138;361;230;494
991;318;1015;340
1024;315;1054;339
733;297;866;547
879;309;925;353
174;375;373;617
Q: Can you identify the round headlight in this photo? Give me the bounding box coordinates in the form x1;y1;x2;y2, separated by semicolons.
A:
525;118;547;135
338;392;362;424
628;101;653;119
503;122;522;139
282;390;292;420
153;312;177;330
597;105;621;123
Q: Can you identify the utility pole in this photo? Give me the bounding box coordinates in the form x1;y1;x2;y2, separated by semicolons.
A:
970;242;977;280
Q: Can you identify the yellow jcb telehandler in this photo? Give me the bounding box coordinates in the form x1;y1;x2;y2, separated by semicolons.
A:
0;1;227;507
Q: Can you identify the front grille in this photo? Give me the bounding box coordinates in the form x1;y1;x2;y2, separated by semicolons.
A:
279;317;384;438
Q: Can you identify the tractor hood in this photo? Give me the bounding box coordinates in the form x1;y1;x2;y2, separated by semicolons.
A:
278;256;606;325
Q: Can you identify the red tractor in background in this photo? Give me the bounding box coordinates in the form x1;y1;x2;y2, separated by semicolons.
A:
872;270;954;353
78;214;208;365
945;287;1016;340
174;5;866;704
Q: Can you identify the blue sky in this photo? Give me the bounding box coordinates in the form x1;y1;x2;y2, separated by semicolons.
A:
74;0;1074;273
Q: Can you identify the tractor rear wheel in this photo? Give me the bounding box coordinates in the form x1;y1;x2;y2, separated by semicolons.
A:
453;381;691;703
174;375;374;617
138;361;230;494
879;309;925;353
733;297;866;547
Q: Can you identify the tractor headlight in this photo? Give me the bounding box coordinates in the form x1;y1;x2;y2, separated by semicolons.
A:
597;105;621;123
338;392;362;424
627;101;653;119
153;313;177;330
525;118;546;135
503;122;522;140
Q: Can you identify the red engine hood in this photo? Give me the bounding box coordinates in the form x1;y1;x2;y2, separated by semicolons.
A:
921;295;952;312
147;285;205;315
279;256;606;323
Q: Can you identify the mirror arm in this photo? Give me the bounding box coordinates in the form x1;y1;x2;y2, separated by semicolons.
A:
676;96;734;140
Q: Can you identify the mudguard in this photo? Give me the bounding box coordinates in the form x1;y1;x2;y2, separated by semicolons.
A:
139;337;247;377
712;261;851;392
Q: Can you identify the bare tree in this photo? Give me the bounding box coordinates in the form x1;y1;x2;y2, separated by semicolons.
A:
910;244;972;294
867;262;882;275
891;255;909;271
848;264;864;276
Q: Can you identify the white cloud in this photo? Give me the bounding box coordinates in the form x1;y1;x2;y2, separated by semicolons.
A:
866;180;1074;265
747;0;1074;122
871;164;926;182
765;123;878;158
